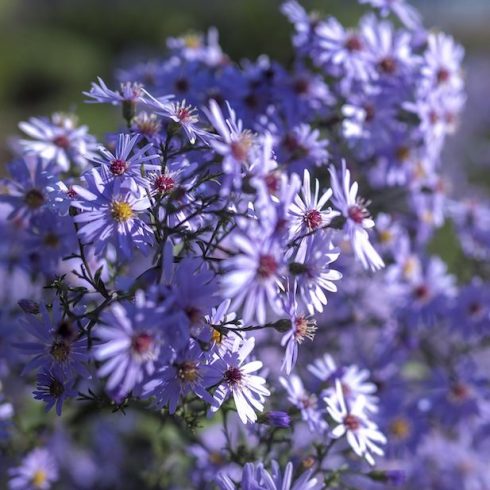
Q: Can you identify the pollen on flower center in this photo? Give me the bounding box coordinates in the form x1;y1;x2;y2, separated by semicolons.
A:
258;254;278;278
224;366;243;386
32;469;48;488
43;233;60;248
304;209;322;230
110;158;129;175
178;361;199;383
390;417;411;440
24;189;45;209
348;205;367;224
154;175;175;194
379;56;397;74
111;201;134;222
344;414;361;431
396;146;411;163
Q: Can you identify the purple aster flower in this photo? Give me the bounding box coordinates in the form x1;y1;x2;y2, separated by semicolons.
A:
221;226;285;325
264;411;291;428
290;231;342;314
421;32;464;93
93;133;159;185
308;354;379;413
359;0;421;30
288;169;339;241
33;367;77;416
142;340;214;413
208;336;270;424
281;1;321;53
279;374;327;433
329;161;384;271
18;113;97;172
216;460;323;490
84;77;153;106
72;169;154;260
0;156;53;221
18;302;88;376
203;100;255;192
93;291;172;398
8;447;59;490
325;380;386;465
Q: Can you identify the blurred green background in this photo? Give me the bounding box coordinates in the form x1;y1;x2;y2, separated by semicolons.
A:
0;0;489;163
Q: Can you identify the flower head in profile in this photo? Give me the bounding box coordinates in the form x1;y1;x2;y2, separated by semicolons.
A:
33;367;77;416
209;337;270;424
8;447;59;490
329;160;384;271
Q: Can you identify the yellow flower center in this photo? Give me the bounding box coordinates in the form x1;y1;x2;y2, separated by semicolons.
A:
111;201;133;222
390;417;411;440
212;328;223;344
379;230;393;244
32;470;47;488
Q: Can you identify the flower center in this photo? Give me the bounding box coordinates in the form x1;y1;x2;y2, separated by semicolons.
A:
50;340;70;362
293;77;310;95
390;417;410;439
413;284;429;301
111;201;133;222
468;302;483;318
178;361;200;383
131;332;154;355
24;189;45;209
224;366;243;386
345;35;362;52
43;233;60;248
378;56;397;74
110;158;129;175
294;316;317;343
396;146;411;163
379;230;393;244
258;254;278;278
175;77;189;93
348;205;367;224
32;470;48;488
344;414;360;431
49;378;65;398
450;382;470;402
66;187;78;199
176;105;197;124
304;209;322;230
231;133;253;161
154;175;175;194
437;67;450;84
264;172;280;194
53;135;70;149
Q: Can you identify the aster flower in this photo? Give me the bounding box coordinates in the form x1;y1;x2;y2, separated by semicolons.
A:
84;77;156;107
289;169;339;240
143;340;214;413
72;169;154;260
209;336;270;424
33;367;77;416
8;447;59;490
279;374;327;433
18;302;88;376
221;227;285;325
0;156;53;220
290;231;342;314
216;460;323;490
325;380;386;465
203;99;255;191
308;354;379;413
329;161;384;271
93;133;159;185
18;113;97;172
93;291;172;398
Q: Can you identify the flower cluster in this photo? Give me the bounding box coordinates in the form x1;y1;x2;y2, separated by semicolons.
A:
1;1;488;489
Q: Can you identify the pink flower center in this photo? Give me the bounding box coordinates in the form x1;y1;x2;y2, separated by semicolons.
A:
304;209;322;229
66;187;78;199
53;135;70;149
264;172;280;194
437;67;450;84
154;175;175;194
348;205;366;224
344;414;360;431
345;35;363;52
110;159;128;175
413;284;430;301
378;56;397;74
258;254;278;278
